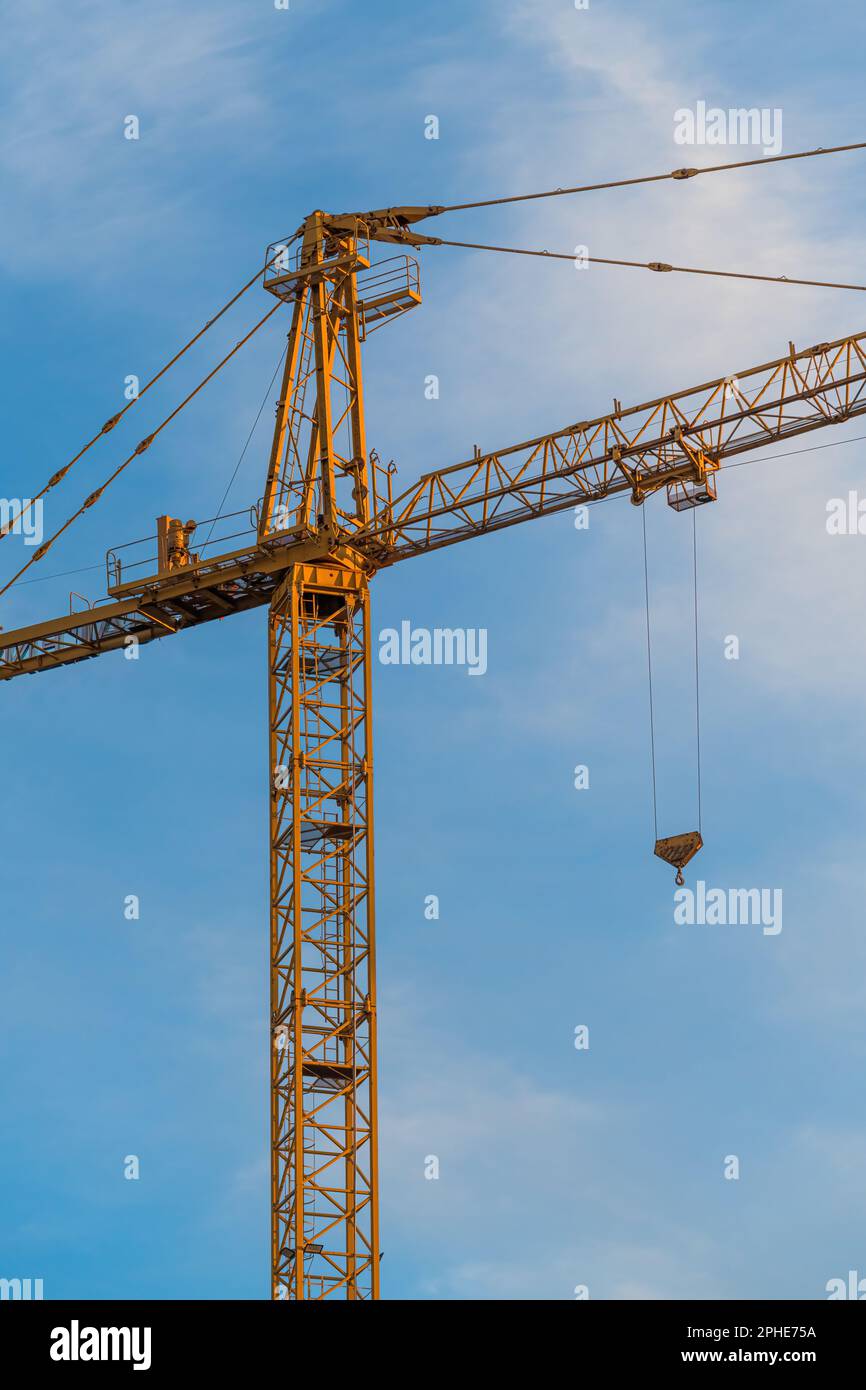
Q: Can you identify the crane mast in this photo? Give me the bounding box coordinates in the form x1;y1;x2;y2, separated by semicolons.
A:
2;196;866;1300
262;215;386;1300
269;559;377;1300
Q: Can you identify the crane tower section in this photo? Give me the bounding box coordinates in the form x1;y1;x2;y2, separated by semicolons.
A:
266;217;418;1298
270;561;377;1300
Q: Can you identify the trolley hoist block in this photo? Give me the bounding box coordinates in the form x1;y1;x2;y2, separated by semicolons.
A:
654;830;703;884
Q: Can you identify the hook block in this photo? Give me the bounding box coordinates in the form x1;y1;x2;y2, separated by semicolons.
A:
654;831;703;879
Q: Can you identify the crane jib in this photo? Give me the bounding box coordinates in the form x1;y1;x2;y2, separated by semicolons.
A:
5;169;866;1298
2;334;866;680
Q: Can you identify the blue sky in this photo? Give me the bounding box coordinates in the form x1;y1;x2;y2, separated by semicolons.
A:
3;0;866;1300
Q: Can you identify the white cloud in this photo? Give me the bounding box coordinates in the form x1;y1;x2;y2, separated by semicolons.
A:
382;0;866;722
0;1;270;275
378;982;723;1299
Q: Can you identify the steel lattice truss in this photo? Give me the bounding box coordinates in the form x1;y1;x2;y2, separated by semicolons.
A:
355;330;866;561
261;216;376;543
5;330;866;685
2;196;866;1301
270;563;377;1300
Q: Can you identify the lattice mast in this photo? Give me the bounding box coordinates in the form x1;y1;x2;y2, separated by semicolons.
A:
2;164;866;1300
263;214;415;1299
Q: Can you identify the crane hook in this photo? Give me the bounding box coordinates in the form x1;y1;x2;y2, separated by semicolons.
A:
654;832;702;884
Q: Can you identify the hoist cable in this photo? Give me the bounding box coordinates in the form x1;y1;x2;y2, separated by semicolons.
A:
641;504;659;841
431;238;866;293
201;342;289;552
435;141;866;214
0;302;283;599
642;503;704;845
0;252;285;545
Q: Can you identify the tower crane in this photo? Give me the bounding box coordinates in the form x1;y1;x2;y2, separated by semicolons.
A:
3;145;866;1300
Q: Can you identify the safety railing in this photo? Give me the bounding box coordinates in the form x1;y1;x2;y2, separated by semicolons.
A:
263;226;372;298
105;503;262;594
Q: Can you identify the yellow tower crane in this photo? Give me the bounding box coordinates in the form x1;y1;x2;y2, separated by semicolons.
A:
3;146;866;1300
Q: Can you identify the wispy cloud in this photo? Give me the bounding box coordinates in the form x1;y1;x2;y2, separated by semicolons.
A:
0;1;272;275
